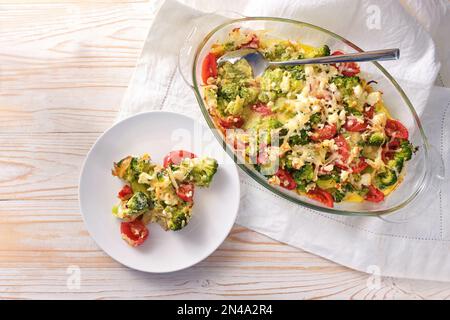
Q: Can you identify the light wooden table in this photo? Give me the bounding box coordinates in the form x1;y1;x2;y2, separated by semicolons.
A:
1;1;449;300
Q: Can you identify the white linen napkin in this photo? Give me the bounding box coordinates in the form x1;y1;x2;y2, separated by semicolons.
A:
118;0;450;281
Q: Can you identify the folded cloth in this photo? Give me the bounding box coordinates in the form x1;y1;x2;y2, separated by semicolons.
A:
118;0;450;281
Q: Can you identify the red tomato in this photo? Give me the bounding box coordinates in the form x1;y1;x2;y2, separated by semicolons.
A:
120;220;149;247
250;102;273;116
311;124;337;142
351;157;369;174
176;183;194;203
364;105;375;119
275;169;297;190
163;150;197;168
344;118;368;132
331;50;361;77
385;119;409;140
382;139;401;162
334;134;350;163
240;34;260;49
201;53;218;84
365;185;385;203
218;115;245;129
307;188;334;208
118;184;133;200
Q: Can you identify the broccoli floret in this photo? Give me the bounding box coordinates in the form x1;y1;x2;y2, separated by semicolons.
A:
165;205;191;231
130;155;153;175
239;86;258;105
396;140;414;162
219;82;240;101
184;157;218;187
289;130;310;146
282;65;306;80
332;189;346;203
375;169;398;189
314;45;331;57
225;95;245;115
316;175;338;189
113;154;153;183
331;76;361;97
388;140;415;173
293;163;314;185
266;118;283;129
368;132;386;146
309;113;322;126
123;191;151;217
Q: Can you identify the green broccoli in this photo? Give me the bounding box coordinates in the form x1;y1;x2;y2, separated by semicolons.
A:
123;191;152;218
313;45;331;57
113;155;153;183
165;205;191;231
316;175;338;189
368;132;386;146
375;169;398;189
281;65;306;80
293;163;314;188
184;157;219;187
331;76;361;96
218;82;240;101
388;140;415;172
289;130;310;146
331;189;346;203
309;113;322;126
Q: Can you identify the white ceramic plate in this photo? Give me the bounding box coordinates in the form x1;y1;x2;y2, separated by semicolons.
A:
79;111;240;273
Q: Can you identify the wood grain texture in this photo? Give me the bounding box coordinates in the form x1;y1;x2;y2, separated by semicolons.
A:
1;0;449;300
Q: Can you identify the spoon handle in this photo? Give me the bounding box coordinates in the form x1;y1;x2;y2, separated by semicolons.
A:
269;48;400;66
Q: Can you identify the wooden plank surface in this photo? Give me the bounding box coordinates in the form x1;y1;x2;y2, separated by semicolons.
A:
1;0;449;299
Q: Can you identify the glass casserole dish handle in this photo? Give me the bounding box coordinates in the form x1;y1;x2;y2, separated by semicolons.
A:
178;13;445;221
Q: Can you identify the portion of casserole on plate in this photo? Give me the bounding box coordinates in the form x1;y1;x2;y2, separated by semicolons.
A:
112;151;218;246
201;28;416;208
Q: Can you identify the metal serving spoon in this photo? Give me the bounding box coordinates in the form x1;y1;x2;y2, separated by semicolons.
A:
216;48;400;77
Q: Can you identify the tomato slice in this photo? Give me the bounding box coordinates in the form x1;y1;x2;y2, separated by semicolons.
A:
275;169;297;190
351;157;369;174
118;184;133;200
307;188;334;208
382;139;401;162
331;50;361;77
365;185;385;203
250;102;273;116
364;105;375;119
334;134;350;163
385;119;409;140
163;150;197;168
344;118;368;132
218;115;245;129
201;52;218;84
240;34;260;49
311;124;337;142
176;183;194;203
120;220;149;247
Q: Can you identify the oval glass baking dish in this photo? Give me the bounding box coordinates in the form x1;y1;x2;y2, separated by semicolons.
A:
179;14;443;217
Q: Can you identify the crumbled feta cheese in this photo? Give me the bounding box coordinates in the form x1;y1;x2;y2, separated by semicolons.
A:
329;83;338;93
372;112;387;128
280;75;290;93
360;173;372;186
353;85;363;98
338;109;347;122
327;111;339;125
305;66;314;76
366;91;381;106
340;170;350;182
